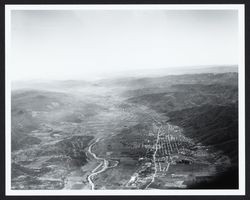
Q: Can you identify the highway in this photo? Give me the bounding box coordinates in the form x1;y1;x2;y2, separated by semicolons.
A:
145;123;162;189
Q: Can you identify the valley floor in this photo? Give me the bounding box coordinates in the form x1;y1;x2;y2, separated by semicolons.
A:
11;72;238;190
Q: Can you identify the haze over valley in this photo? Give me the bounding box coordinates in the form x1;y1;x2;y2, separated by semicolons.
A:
11;66;239;190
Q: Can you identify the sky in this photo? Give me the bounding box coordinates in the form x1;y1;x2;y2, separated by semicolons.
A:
10;9;239;80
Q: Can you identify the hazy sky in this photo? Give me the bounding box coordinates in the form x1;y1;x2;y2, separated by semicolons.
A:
10;9;239;80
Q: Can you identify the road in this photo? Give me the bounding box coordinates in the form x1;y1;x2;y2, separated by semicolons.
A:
145;123;162;189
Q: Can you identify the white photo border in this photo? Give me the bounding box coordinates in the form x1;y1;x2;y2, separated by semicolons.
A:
5;4;245;196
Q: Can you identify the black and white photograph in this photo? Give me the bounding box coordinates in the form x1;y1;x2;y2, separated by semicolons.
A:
5;4;245;195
